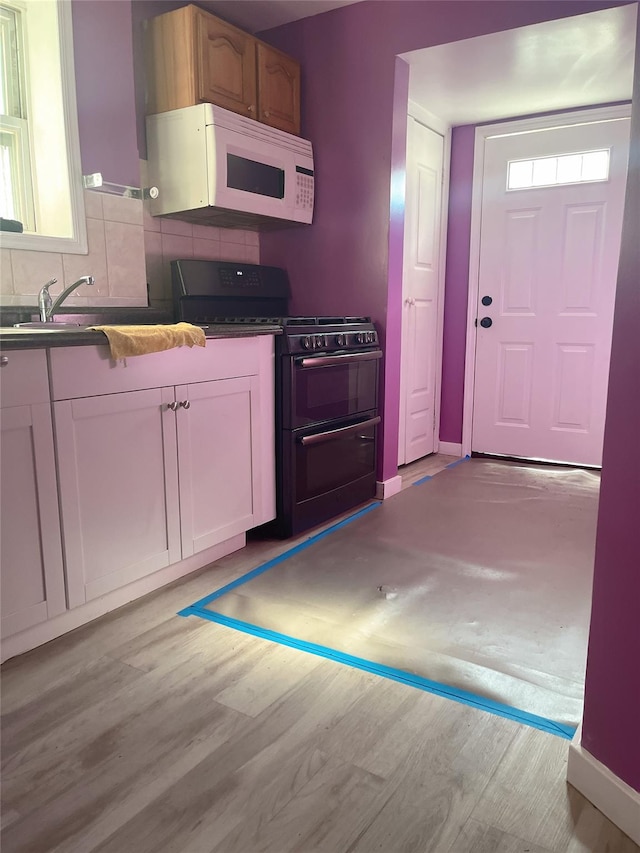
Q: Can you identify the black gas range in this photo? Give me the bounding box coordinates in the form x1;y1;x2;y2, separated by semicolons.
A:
171;260;381;537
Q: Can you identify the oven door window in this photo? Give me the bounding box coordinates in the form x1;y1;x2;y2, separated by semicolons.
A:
296;417;377;502
289;356;379;428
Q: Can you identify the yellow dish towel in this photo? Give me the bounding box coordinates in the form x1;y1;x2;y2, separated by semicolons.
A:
88;323;206;360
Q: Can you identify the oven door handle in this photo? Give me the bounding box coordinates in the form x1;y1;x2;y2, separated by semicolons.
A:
299;416;381;446
298;350;382;368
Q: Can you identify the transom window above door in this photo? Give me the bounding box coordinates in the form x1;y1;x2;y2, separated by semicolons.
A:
507;149;610;191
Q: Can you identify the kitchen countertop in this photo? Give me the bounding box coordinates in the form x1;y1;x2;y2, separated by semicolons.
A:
0;324;282;350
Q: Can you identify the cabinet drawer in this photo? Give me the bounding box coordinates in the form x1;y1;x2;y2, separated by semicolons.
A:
0;348;50;407
49;336;267;400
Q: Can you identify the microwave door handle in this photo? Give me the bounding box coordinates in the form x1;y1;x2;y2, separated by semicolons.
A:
299;416;381;447
299;350;382;368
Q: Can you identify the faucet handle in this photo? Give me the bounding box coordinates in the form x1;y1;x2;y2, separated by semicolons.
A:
38;278;57;322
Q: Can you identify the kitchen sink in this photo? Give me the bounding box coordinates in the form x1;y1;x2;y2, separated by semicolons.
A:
12;322;88;330
0;324;98;334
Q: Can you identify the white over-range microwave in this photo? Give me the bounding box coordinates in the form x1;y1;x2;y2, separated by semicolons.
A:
146;103;314;229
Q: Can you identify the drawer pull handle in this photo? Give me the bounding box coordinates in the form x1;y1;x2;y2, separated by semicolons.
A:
167;401;179;411
0;356;8;366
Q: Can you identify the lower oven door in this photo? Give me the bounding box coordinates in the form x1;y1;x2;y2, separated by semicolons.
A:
278;412;380;536
283;349;381;429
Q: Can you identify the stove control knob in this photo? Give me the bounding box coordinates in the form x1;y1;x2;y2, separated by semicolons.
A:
335;333;346;347
315;334;325;348
301;336;313;350
356;332;365;345
367;331;375;343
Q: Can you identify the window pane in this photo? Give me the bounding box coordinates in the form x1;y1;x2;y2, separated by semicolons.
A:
531;157;557;186
508;160;533;189
0;5;23;118
581;150;610;181
508;148;611;191
556;154;583;184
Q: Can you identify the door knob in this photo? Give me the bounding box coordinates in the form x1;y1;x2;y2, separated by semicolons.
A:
480;317;493;328
405;297;415;306
481;295;493;306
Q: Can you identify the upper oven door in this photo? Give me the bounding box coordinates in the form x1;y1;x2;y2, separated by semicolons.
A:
283;349;381;430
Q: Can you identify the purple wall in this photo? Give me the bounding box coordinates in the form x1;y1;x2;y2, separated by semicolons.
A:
72;0;140;188
581;13;640;791
259;0;629;480
440;125;475;444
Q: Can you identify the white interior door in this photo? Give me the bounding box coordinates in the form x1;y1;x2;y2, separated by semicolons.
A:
472;117;630;466
398;118;444;466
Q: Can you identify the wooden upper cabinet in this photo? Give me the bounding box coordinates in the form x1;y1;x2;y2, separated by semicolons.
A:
194;9;256;117
145;4;301;136
256;42;301;136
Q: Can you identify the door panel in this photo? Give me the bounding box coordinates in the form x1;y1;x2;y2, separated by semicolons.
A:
176;377;256;556
55;388;181;607
399;119;444;465
472;117;630;465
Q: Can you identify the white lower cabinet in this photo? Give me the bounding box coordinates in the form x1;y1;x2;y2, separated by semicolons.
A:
51;339;273;607
0;351;66;638
0;336;275;657
55;374;266;606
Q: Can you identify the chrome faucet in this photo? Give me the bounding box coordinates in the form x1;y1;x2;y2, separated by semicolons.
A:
38;276;95;322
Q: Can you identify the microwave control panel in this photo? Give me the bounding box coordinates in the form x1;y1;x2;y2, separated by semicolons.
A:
295;171;314;212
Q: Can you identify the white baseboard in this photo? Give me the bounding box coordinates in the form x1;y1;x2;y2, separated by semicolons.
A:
0;533;246;664
438;441;463;456
376;475;403;500
567;726;640;846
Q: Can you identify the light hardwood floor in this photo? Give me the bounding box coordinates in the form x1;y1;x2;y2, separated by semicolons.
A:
1;454;637;853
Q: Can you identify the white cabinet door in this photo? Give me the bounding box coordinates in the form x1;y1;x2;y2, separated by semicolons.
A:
0;403;66;637
54;387;182;606
176;376;260;557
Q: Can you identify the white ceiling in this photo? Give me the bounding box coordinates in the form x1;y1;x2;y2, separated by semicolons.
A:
401;5;637;126
200;0;362;34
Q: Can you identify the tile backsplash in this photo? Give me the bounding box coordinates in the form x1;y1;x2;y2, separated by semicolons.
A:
0;161;261;313
0;191;148;308
145;215;260;313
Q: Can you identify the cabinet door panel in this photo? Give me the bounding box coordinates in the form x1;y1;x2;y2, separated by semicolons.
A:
0;404;66;638
196;11;256;117
177;377;258;556
256;42;300;136
55;388;181;607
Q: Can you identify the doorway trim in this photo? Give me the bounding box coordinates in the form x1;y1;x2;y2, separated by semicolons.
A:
461;104;632;457
398;100;451;466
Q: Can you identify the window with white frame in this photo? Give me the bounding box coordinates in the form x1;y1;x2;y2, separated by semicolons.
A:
0;0;86;251
507;149;611;191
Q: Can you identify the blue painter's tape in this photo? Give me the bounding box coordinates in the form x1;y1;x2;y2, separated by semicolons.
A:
184;501;382;611
182;606;577;740
445;455;471;469
412;475;433;486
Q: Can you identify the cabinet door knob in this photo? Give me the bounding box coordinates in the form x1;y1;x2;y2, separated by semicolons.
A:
167;401;179;411
247;104;255;112
180;400;191;410
0;356;8;366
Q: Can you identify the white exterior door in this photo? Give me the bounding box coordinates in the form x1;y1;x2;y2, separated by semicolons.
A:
398;118;444;466
472;117;630;466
